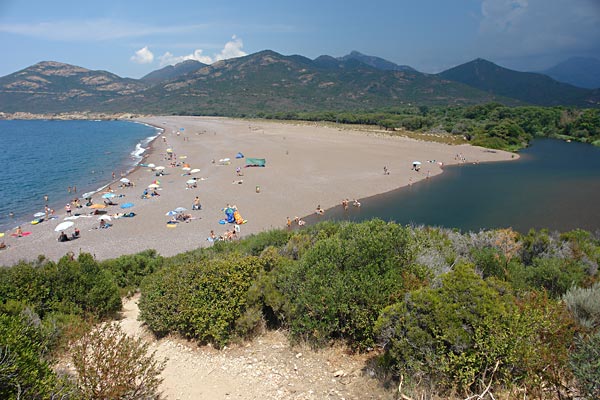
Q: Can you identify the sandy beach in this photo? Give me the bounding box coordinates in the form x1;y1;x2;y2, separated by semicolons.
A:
0;116;516;266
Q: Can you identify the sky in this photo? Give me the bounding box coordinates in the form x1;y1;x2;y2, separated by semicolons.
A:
0;0;599;78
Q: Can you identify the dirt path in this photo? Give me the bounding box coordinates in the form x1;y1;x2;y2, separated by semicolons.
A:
119;295;394;400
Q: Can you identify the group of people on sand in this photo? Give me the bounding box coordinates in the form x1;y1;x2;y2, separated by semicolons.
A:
287;216;306;228
208;227;239;242
58;228;80;242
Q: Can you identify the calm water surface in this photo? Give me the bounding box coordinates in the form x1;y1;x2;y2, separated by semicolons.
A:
0;120;159;232
307;139;600;233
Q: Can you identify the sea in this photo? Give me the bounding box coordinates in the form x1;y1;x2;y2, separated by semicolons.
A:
0;120;161;232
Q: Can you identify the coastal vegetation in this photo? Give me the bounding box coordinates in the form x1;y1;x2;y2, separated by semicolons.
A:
1;221;599;398
257;104;600;151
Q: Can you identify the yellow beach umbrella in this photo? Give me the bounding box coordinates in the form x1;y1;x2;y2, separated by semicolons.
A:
89;204;106;209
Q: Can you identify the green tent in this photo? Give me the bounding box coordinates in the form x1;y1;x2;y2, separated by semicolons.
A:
245;158;266;167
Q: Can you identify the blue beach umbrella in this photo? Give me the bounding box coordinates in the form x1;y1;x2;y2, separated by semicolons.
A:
102;193;116;199
174;207;187;213
120;202;134;209
165;210;178;216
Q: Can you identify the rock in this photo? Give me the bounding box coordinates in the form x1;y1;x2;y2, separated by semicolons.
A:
295;352;302;358
333;370;345;377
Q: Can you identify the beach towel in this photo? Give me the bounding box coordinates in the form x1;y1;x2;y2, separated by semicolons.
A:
233;210;247;225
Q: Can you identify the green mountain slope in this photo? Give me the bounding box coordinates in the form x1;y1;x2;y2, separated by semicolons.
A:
141;60;207;84
438;58;600;107
109;50;511;115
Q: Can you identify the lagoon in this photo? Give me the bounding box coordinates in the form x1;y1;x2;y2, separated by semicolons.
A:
308;139;600;233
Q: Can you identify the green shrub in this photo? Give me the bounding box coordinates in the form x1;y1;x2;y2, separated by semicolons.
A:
71;322;165;400
100;250;163;293
375;264;576;395
139;254;263;347
275;220;422;349
570;331;600;399
563;283;600;330
0;313;73;400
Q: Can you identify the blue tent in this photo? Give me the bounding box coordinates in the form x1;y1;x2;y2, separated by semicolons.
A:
235;152;244;159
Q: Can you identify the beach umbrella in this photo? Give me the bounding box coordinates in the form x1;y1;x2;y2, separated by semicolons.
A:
165;210;178;216
98;215;111;221
186;179;197;184
190;168;201;174
89;204;106;209
120;202;134;209
152;179;161;185
166;148;173;153
54;221;74;232
102;193;116;199
120;178;130;183
174;207;187;213
179;155;187;159
182;167;191;171
148;183;160;189
412;161;422;165
0;232;5;238
155;166;165;171
147;163;156;168
33;212;45;218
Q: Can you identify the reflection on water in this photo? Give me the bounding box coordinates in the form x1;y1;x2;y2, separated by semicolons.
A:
306;139;600;233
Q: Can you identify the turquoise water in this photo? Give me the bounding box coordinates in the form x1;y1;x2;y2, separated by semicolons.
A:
0;120;160;232
306;139;600;233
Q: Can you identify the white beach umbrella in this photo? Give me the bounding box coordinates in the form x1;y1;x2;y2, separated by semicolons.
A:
155;166;165;170
147;163;156;168
186;179;197;184
120;178;130;183
174;207;187;213
412;161;422;165
148;184;160;189
98;215;111;221
182;167;191;171
55;221;74;232
190;168;201;174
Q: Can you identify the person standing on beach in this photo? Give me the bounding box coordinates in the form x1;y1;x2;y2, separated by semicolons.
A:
65;204;72;216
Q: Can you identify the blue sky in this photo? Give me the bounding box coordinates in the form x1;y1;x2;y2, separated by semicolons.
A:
0;0;599;78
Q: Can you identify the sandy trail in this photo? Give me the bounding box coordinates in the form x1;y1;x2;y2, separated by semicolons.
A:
119;295;393;400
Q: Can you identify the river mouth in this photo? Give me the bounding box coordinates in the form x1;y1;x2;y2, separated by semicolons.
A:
304;139;600;233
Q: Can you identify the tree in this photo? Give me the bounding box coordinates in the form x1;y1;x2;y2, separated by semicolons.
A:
71;323;165;400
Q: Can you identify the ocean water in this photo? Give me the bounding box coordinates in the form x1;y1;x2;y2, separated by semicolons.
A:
0;120;160;232
306;139;600;233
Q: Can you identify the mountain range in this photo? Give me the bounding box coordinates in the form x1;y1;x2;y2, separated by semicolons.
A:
0;51;598;115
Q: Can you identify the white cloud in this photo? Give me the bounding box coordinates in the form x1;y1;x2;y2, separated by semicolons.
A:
159;35;247;66
0;19;208;41
131;46;154;64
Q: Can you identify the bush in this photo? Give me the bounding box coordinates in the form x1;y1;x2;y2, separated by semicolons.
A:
563;283;600;330
139;254;263;347
375;264;576;396
274;220;422;349
100;250;163;293
570;331;600;399
71;322;165;399
0;313;73;400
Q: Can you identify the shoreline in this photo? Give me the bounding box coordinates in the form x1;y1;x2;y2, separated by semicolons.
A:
0;116;517;266
0;121;162;233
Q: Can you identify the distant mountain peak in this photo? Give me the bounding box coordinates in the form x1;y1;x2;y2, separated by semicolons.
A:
542;57;600;89
338;51;416;72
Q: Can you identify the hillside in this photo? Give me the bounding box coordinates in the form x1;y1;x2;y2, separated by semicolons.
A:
140;59;207;84
0;61;148;113
2;51;600;115
438;58;600;107
542;57;600;89
108;50;509;115
338;50;416;72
